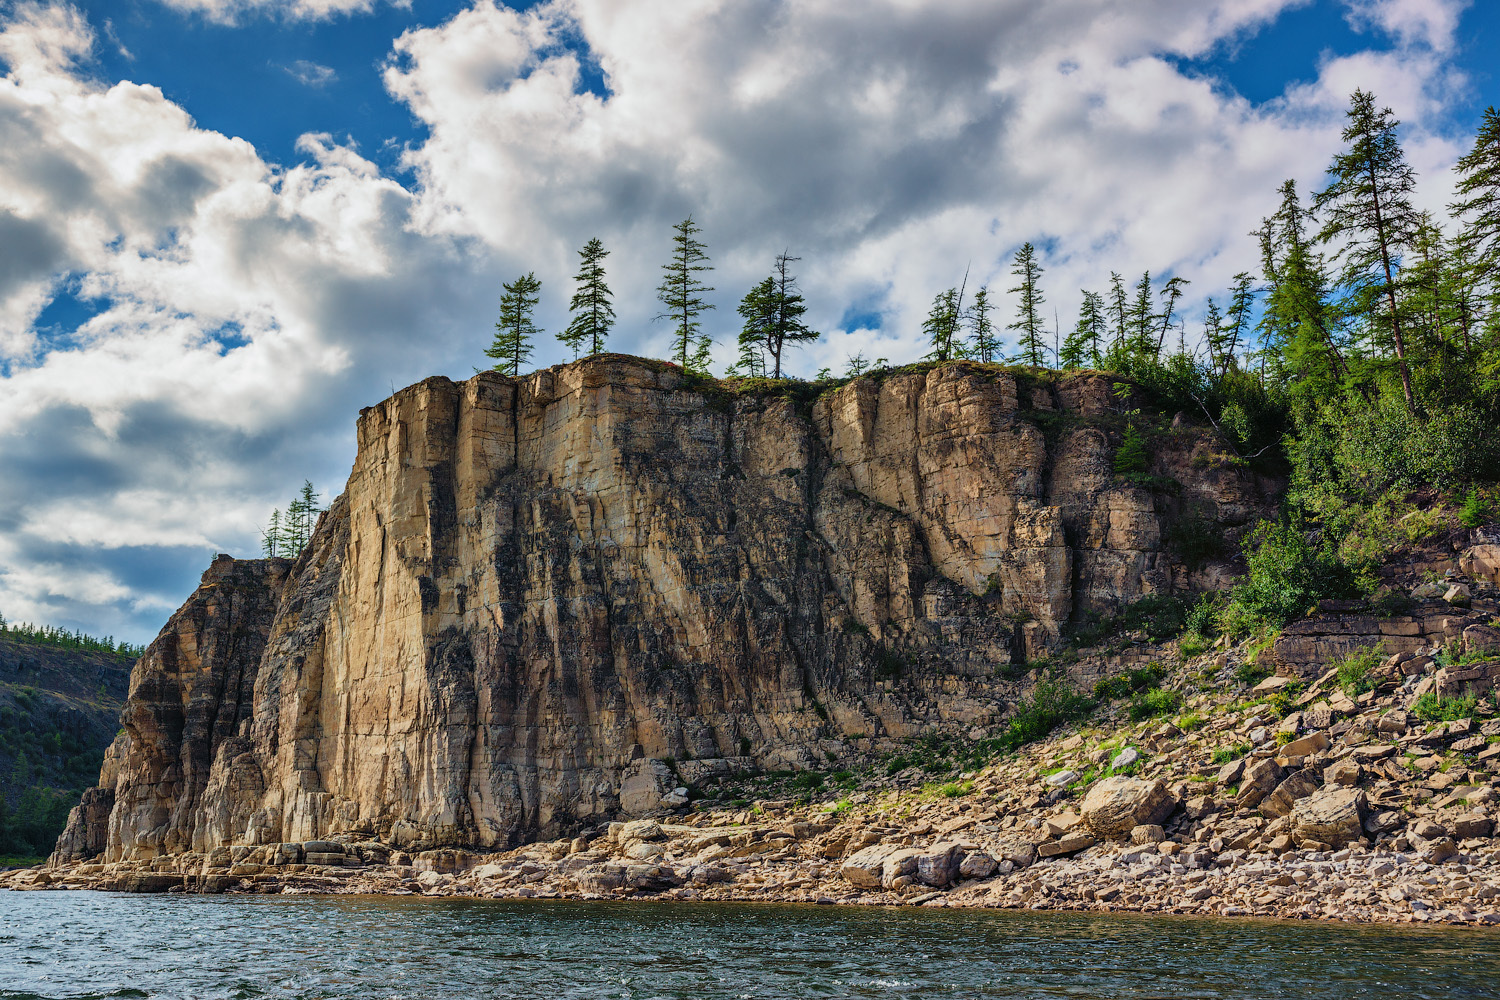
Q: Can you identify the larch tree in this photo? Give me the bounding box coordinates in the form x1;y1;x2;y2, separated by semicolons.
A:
923;288;963;361
966;285;999;363
561;237;614;358
655;216;716;372
487;272;542;377
1155;275;1191;355
1451;106;1500;279
1061;290;1105;368
759;252;818;378
1126;272;1155;357
1262;179;1345;394
1313;88;1421;410
1222;272;1256;374
1006;242;1046;366
1107;271;1129;353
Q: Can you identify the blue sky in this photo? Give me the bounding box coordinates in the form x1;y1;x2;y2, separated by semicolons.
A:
0;0;1496;644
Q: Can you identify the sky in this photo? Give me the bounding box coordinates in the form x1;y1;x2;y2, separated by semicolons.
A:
0;0;1497;645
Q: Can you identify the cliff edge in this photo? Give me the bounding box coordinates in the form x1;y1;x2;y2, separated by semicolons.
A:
52;355;1271;862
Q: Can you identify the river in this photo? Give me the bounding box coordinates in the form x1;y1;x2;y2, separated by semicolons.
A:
1;892;1496;999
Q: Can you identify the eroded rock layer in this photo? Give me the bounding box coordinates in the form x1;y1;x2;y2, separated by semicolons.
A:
55;357;1270;862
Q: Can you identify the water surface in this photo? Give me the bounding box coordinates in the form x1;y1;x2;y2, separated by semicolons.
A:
1;892;1496;999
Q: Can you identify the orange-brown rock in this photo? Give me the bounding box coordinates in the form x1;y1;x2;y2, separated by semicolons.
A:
54;356;1270;863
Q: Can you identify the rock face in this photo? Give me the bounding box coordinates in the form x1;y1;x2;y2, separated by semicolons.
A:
1081;777;1178;838
55;356;1269;863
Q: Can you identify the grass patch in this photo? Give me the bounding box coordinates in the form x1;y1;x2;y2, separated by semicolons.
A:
1211;743;1251;765
1127;687;1182;721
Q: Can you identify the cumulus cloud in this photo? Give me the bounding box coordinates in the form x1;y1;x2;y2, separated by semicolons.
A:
156;0;409;24
383;0;1470;376
0;0;1483;641
0;2;486;639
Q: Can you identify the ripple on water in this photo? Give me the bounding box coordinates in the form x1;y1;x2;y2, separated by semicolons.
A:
0;892;1497;1000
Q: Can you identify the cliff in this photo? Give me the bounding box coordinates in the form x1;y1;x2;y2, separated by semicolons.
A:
52;356;1272;863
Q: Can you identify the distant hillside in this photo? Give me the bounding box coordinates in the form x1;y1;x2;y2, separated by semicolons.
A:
0;635;132;860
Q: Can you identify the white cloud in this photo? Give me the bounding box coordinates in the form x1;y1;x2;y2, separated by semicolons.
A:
284;59;337;87
1344;0;1469;53
156;0;409;25
0;0;1483;641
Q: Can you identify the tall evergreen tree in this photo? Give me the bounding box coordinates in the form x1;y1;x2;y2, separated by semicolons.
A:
487;272;542;377
561;237;614;358
1201;298;1225;370
1261;179;1345;393
1108;271;1128;351
764;252;817;377
1126;271;1155;357
1451;106;1500;280
1061;290;1105;368
966;285;999;363
656;216;716;372
923;288;963;361
261;508;283;558
1155;275;1191;355
1222;271;1256;374
1006;242;1046;366
1313;89;1421;410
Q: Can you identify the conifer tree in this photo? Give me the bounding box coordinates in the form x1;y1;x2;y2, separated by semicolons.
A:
1314;89;1421;410
1261;179;1345;392
737;251;819;378
1155;276;1191;355
1201;298;1225;370
1126;272;1155;357
261;508;283;558
1006;242;1047;366
656;216;716;372
487;272;542;377
1451;106;1500;280
561;238;614;358
736;276;776;377
923;288;963;361
966;285;999;363
1222;272;1256;373
1108;272;1128;352
1061;290;1105;368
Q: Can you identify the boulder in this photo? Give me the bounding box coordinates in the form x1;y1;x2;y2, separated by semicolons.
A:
1081;776;1178;838
841;844;922;890
1111;748;1142;770
1291;787;1367;849
914;842;965;887
957;851;998;880
1452;813;1494;839
1280;732;1330;757
1236;758;1285;809
1323;758;1362;787
1261;769;1321;819
1130;824;1166;845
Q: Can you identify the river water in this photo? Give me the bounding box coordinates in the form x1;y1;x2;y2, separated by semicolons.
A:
1;892;1496;999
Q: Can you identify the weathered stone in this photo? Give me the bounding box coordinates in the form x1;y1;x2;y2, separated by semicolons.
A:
1280;732;1330;757
1291;788;1367;849
1236;758;1285;809
957;851;998;880
1111;748;1142;770
1129;824;1166;844
914;842;964;887
1081;777;1178;838
1323;758;1362;787
46;357;1274;865
1262;769;1321;819
1452;814;1494;839
1037;832;1096;857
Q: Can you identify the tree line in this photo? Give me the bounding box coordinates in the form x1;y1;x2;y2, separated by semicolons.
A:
0;613;144;660
487;218;822;380
260;480;323;560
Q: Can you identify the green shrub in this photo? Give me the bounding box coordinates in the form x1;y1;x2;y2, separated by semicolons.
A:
1460;488;1493;529
935;781;974;798
1264;680;1306;718
1234;660;1272;686
1093;664;1166;700
1211;743;1250;765
1114;424;1150;476
1217;520;1361;636
994;680;1094;752
1176;711;1206;731
1411;691;1478;723
1334;644;1383;698
1127;687;1181;721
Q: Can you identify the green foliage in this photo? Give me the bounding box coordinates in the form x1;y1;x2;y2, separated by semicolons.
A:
1113;423;1150;476
1093;664;1166;701
1411;691;1478;723
1460;487;1494;528
993;680;1094;752
1069;595;1195;649
1126;687;1181;721
967;286;1000;364
560;237;614;358
1335;644;1383;697
1234;660;1272;686
923;287;964;362
1216;520;1361;637
656;216;716;373
1212;743;1251;765
733;252;818;380
261;480;324;560
1007;242;1047;366
1264;680;1306;718
0;615;143;660
487;271;542;377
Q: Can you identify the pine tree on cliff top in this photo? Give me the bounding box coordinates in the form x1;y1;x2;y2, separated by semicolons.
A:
922;287;962;361
487;272;542;377
1314;88;1421;411
561;237;615;359
1007;242;1047;367
655;216;715;373
967;285;999;363
736;252;818;378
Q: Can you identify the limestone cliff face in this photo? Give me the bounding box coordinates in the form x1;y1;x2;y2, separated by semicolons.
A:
55;357;1270;862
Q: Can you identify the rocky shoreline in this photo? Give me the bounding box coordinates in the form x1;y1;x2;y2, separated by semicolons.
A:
10;553;1500;929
